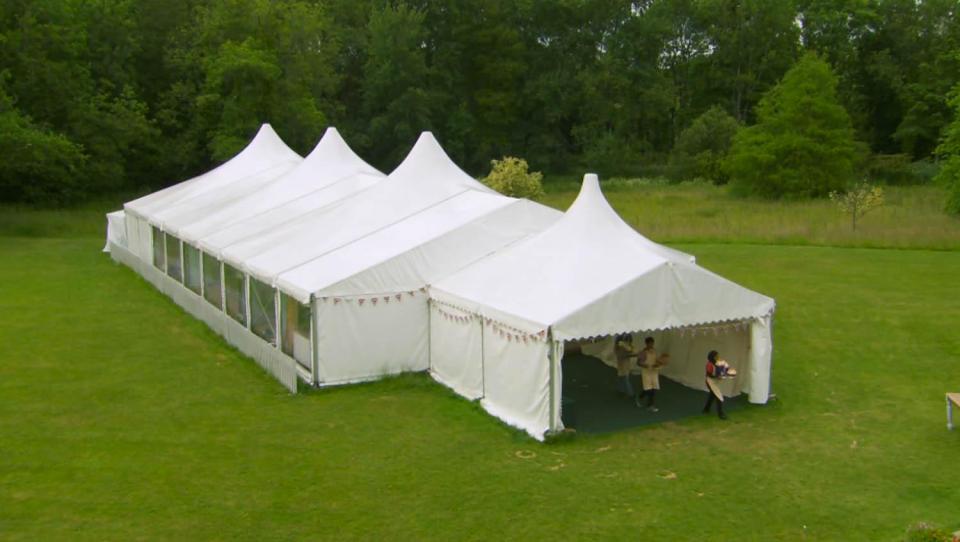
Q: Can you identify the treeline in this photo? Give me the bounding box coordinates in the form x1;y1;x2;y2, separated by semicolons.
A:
0;0;958;205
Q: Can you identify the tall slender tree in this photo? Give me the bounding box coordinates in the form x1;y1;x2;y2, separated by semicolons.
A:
725;53;864;198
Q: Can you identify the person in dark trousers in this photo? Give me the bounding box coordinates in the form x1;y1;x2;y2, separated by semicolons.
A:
636;336;660;412
703;350;727;419
614;333;637;398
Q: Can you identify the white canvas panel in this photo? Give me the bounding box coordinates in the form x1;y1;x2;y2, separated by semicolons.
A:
137;217;152;264
664;263;775;330
480;332;553;440
124;212;140;258
315;296;429;385
103;210;127;252
123;212;146;261
429;304;484;400
748;314;773;403
551;264;677;340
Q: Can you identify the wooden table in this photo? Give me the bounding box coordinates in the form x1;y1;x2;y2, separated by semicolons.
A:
948;393;960;430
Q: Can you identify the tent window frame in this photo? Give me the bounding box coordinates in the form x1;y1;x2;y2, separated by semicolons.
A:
183;243;202;295
223;263;247;326
202;251;223;310
249;277;278;346
280;293;312;369
151;225;165;271
164;233;183;282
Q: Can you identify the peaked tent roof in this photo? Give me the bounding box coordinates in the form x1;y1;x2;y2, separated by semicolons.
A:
220;132;504;282
124;124;302;220
431;174;774;340
160;127;384;242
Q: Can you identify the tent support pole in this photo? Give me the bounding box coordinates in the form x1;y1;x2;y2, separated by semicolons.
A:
480;315;485;399
244;274;252;330
426;298;432;372
178;240;185;284
273;287;281;349
198;247;204;299
218;260;227;313
547;328;556;435
161;230;168;274
310;295;320;386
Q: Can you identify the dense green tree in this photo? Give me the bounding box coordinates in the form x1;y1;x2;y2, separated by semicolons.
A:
670;105;740;183
0;0;956;204
0;76;86;204
724;53;864;198
935;84;960;215
852;0;960;158
703;0;801;123
182;0;338;161
359;4;432;170
415;0;530;170
797;0;877;142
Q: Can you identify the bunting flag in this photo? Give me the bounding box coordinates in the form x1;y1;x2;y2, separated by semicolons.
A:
358;299;365;306
396;294;403;302
371;298;378;306
333;298;341;305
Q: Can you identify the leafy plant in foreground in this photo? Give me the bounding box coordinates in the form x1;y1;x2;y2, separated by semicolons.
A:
481;156;545;199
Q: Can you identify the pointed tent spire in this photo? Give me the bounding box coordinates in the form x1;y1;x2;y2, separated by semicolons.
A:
565;173;696;263
564;173;636;233
242;123;302;163
388;132;494;193
299;126;381;176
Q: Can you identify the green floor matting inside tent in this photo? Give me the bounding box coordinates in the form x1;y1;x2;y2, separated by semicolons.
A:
560;353;746;433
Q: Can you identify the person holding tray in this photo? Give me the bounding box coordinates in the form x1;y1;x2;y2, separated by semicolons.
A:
703;350;736;419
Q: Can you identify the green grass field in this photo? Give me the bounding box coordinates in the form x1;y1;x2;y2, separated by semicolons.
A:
1;192;959;540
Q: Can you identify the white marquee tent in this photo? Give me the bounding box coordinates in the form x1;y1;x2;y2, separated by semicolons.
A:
429;174;775;440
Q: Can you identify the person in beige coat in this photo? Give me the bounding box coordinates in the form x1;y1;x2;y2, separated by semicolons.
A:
636;337;663;411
